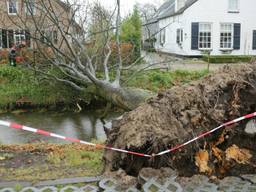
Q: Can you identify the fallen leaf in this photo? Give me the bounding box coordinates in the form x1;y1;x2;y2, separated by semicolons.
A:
225;145;252;164
195;150;213;174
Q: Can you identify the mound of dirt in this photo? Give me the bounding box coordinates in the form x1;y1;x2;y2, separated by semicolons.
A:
104;64;256;177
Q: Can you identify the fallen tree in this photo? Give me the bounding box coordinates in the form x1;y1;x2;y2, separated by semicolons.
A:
1;0;153;110
104;64;256;177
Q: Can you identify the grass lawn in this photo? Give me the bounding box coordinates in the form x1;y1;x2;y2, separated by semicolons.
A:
0;144;103;182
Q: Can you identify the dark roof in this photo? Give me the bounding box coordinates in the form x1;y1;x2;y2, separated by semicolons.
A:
145;0;198;24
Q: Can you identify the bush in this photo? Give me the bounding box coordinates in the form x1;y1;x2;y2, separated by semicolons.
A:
202;55;254;63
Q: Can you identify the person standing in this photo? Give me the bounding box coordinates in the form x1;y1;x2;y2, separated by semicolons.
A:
9;45;17;67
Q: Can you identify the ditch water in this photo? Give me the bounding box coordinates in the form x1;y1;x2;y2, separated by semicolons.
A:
0;111;120;144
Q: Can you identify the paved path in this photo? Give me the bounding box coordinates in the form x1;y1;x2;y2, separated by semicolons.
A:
1;174;255;191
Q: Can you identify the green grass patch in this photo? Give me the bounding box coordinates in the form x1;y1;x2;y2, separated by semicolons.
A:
202;55;254;63
126;69;209;92
0;144;103;182
0;65;82;110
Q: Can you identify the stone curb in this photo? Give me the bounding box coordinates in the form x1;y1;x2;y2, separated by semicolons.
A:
0;176;103;188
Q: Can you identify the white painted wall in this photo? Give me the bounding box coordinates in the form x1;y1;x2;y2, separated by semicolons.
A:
155;0;256;56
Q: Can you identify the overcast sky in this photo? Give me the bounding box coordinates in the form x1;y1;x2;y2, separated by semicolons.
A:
88;0;164;16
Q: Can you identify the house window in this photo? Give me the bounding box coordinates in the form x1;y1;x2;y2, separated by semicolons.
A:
228;0;239;12
176;28;183;44
25;0;36;15
7;0;18;15
160;28;166;46
220;23;233;49
199;23;212;49
40;31;58;44
14;30;26;46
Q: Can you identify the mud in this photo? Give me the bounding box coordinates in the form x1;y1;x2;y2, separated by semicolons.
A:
104;64;256;177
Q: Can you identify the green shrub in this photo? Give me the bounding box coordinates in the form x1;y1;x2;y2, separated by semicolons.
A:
202;55;254;63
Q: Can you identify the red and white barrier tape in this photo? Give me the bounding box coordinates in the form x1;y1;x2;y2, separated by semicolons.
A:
0;112;255;158
155;112;256;156
0;120;151;158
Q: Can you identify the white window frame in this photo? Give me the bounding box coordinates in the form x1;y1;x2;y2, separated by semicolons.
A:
228;0;239;13
176;28;183;45
198;23;212;50
14;30;26;46
25;0;36;16
220;23;234;50
7;0;18;15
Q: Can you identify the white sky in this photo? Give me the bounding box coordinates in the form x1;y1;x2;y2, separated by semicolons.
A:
88;0;164;16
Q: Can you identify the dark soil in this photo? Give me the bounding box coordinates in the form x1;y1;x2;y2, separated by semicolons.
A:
104;64;256;177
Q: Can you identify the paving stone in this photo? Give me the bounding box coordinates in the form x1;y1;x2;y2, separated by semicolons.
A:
241;174;256;184
142;177;183;192
99;178;121;192
218;176;256;192
39;186;58;192
80;185;99;192
20;187;39;192
59;186;81;192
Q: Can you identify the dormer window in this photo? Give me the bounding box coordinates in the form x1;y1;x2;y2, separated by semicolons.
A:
228;0;239;13
7;0;18;15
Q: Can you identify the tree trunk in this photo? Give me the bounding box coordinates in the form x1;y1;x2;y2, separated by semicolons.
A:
96;82;155;110
103;64;256;177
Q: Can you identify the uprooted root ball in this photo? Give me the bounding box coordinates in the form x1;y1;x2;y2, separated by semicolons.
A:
104;64;256;177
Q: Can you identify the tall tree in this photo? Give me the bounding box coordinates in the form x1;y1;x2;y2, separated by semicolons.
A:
120;6;142;61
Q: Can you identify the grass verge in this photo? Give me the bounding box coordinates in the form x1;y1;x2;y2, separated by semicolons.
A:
0;65;85;111
0;144;103;182
126;69;209;92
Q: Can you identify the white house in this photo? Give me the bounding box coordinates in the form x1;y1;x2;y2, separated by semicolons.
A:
143;0;256;56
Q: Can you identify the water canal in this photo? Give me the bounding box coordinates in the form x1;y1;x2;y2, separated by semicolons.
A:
0;111;120;144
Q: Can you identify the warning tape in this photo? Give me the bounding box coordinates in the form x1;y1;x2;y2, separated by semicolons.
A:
0;112;255;158
0;120;151;158
155;112;256;156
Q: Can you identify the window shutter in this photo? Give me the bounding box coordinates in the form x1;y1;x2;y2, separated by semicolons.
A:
233;23;241;50
8;30;14;48
25;30;31;47
253;30;256;50
191;23;199;50
2;29;7;48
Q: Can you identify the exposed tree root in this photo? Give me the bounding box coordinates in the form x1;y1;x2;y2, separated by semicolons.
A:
103;64;256;177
